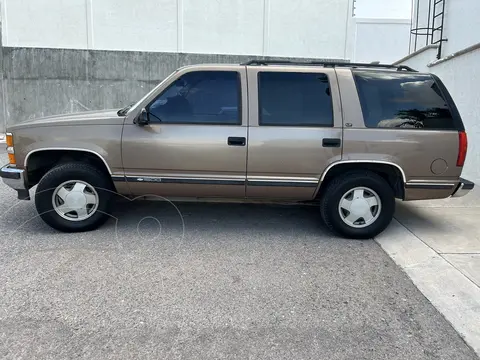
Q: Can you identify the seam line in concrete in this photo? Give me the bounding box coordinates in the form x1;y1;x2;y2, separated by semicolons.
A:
394;216;480;289
441;252;480;255
1;0;8;45
262;0;269;56
85;0;94;49
439;253;480;289
177;0;184;53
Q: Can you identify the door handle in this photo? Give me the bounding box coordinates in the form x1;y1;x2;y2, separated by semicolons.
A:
322;138;341;148
227;137;246;146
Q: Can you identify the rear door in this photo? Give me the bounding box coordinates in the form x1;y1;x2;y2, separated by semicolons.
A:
245;66;343;200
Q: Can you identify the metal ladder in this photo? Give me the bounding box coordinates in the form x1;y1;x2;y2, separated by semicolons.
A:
431;0;448;59
410;0;448;59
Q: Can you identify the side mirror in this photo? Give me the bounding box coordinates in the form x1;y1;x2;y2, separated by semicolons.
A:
137;108;150;126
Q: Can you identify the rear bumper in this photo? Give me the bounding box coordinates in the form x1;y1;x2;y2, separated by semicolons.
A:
0;164;30;200
451;177;475;198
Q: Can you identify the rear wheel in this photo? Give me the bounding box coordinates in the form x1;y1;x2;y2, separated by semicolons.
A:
35;163;114;232
320;171;395;239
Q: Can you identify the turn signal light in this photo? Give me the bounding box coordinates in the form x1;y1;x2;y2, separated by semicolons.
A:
8;153;16;165
5;133;15;165
6;133;13;147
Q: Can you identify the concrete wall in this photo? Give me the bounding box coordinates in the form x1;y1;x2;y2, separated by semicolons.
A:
0;47;342;133
396;47;480;184
353;18;410;63
0;0;352;134
1;0;354;59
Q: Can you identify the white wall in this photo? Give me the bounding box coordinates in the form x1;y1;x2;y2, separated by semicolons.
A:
397;48;480;183
353;18;410;63
441;0;480;55
1;0;353;59
1;0;89;49
355;0;412;19
91;0;179;52
395;45;436;72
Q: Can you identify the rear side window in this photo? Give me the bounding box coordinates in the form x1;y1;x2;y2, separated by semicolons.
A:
353;71;461;130
258;72;333;127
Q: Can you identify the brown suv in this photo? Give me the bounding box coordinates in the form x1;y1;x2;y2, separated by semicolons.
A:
0;60;474;239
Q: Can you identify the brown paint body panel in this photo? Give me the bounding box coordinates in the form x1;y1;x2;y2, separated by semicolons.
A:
121;123;247;197
11;122;124;174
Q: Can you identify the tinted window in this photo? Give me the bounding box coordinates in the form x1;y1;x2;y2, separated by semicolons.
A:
148;71;240;125
353;71;457;130
258;72;333;127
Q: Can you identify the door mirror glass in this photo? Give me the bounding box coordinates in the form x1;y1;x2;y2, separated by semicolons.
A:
136;108;150;126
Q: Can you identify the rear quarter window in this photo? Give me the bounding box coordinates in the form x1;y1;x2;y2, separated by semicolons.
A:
353;70;463;130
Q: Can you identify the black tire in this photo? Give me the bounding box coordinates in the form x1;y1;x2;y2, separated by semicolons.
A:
35;162;114;232
320;170;395;239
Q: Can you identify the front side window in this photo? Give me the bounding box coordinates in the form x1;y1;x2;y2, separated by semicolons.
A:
258;72;334;127
353;71;457;130
148;71;241;125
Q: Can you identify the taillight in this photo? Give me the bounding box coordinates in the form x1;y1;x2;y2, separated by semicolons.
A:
457;131;468;167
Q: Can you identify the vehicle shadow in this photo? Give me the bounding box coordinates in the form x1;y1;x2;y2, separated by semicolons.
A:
394;200;450;233
0;194;337;239
109;198;329;237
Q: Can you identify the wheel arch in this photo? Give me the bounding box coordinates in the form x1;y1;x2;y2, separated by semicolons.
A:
316;161;406;200
25;148;113;188
25;148;112;173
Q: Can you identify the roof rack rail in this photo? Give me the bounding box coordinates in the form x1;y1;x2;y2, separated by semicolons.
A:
241;60;417;72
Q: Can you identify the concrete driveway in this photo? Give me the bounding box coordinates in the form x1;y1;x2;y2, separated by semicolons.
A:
377;191;480;356
0;150;478;360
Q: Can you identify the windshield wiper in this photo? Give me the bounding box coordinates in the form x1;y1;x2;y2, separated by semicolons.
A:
117;103;135;116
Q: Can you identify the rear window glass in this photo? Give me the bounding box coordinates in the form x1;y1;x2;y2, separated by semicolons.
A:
353;71;457;130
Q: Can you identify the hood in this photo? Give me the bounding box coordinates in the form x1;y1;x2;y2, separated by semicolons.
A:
7;109;125;131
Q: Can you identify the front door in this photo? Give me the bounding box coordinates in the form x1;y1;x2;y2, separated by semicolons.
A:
245;67;343;200
122;68;248;198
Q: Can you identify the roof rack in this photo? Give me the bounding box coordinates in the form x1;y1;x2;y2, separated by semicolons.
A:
241;60;417;72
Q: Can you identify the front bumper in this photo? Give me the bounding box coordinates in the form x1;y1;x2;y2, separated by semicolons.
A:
0;164;30;200
451;177;475;198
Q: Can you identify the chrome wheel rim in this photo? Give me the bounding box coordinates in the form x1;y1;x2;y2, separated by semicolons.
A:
52;180;99;221
338;187;382;228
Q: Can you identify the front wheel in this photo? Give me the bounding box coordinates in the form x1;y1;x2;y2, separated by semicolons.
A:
35;163;114;232
320;171;395;239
